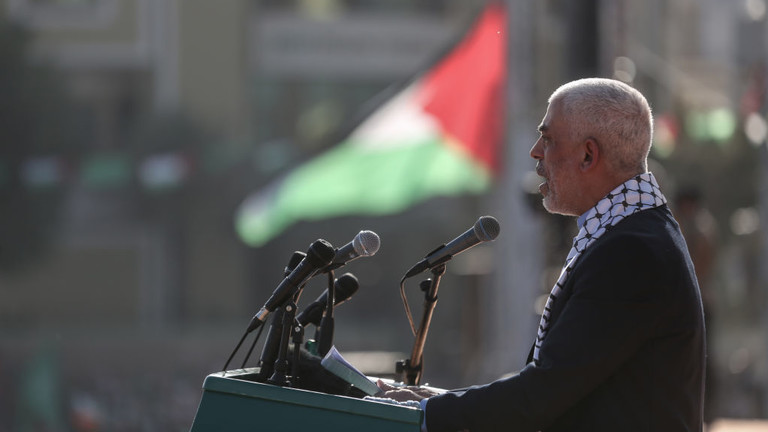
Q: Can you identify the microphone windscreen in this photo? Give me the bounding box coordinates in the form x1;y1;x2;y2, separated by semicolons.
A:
335;273;359;303
284;251;306;276
306;239;336;267
474;216;500;242
353;230;380;257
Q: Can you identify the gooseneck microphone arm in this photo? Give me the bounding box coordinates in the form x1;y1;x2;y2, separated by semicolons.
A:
396;216;501;385
316;272;336;357
397;265;445;386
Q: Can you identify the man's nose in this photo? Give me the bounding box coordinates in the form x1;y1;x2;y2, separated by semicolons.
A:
530;139;543;160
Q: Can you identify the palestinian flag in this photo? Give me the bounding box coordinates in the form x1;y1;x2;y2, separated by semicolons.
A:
236;3;506;247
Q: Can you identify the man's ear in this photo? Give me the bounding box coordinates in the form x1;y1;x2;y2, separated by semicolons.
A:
581;138;599;171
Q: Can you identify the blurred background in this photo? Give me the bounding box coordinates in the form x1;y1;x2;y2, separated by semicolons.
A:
0;0;767;430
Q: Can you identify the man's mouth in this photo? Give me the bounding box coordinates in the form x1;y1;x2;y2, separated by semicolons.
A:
538;181;549;196
535;164;547;194
536;169;549;196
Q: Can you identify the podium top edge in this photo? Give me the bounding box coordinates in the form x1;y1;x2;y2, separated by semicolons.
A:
201;369;422;424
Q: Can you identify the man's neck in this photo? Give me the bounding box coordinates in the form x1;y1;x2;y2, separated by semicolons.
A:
581;169;646;214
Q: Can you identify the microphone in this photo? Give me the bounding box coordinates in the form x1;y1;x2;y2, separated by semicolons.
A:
296;273;360;327
316;273;360;356
247;239;335;333
284;251;306;277
319;230;380;273
404;216;500;278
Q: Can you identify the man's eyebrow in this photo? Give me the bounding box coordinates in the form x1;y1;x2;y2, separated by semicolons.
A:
538;124;548;133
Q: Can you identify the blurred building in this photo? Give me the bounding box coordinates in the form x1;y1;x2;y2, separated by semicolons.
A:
0;0;490;329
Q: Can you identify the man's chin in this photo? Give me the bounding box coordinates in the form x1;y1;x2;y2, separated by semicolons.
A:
542;196;555;213
542;196;569;216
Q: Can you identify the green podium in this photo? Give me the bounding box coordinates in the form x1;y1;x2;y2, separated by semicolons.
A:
189;368;422;432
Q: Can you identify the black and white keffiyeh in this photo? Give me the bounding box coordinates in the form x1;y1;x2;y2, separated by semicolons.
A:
532;172;667;364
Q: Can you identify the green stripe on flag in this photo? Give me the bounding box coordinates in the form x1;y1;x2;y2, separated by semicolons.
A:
236;137;490;247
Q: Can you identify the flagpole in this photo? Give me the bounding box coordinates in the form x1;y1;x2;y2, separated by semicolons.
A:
760;140;768;416
480;0;542;382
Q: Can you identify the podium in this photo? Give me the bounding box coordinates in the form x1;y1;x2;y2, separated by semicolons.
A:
189;368;422;432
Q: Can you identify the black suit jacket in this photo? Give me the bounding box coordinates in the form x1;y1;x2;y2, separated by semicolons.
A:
425;205;705;432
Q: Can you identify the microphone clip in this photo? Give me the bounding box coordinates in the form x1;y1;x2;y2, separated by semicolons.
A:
404;247;452;279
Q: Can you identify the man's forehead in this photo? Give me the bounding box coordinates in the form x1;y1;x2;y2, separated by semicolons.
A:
538;103;561;131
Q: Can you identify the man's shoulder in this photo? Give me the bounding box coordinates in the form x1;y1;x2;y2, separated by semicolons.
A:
572;205;696;300
600;205;679;242
584;205;684;263
612;204;673;228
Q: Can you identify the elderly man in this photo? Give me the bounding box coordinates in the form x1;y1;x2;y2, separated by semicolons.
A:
380;78;706;431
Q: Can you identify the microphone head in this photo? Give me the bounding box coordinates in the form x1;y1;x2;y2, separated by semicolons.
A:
284;251;307;276
306;239;336;267
335;272;360;303
473;216;500;242
352;230;380;257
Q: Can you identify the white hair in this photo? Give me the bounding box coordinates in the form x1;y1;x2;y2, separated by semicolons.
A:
549;78;652;175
